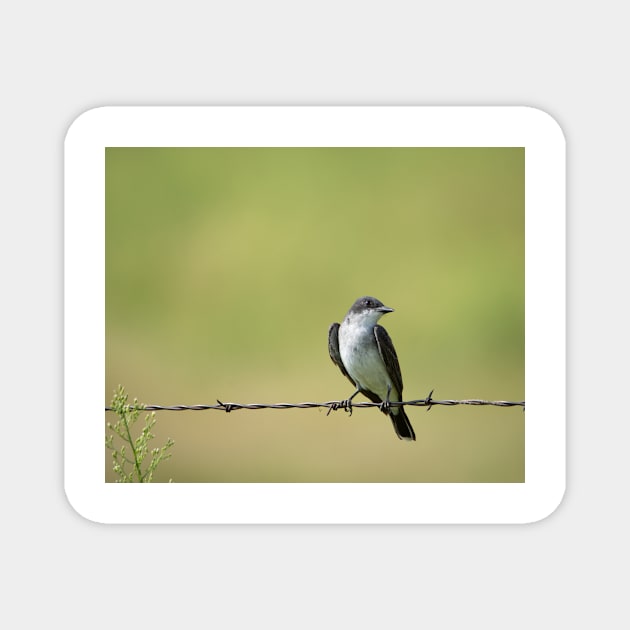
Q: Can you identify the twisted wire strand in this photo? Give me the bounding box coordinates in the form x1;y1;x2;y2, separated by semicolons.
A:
105;397;525;413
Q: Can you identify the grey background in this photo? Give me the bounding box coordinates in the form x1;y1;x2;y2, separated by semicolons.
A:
3;1;627;628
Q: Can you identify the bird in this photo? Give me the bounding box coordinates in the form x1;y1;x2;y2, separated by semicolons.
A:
328;296;415;441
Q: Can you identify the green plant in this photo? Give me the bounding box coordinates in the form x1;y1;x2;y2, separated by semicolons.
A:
106;386;174;482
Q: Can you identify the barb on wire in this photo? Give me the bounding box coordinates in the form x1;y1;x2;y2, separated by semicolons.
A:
105;395;525;413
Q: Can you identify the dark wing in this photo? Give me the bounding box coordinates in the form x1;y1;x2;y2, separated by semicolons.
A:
328;322;355;386
373;325;404;397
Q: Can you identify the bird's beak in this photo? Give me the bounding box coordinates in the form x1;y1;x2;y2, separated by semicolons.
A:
378;306;394;313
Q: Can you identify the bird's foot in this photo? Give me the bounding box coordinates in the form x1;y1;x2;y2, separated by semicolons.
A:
379;399;391;415
341;398;354;416
424;389;434;412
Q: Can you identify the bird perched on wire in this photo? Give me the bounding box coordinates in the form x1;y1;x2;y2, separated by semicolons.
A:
328;296;415;441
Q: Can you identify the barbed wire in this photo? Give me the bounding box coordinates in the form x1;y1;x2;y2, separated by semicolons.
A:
105;394;525;413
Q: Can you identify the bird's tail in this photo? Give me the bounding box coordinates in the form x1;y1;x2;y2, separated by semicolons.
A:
389;407;416;441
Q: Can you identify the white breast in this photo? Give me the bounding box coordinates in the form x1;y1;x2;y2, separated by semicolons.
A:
338;320;393;399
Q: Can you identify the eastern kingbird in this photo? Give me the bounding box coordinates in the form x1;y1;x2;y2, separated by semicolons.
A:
328;296;415;441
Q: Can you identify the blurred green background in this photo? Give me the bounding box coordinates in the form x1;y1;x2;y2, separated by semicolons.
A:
105;147;524;482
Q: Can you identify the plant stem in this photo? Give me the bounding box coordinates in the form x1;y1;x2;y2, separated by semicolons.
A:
122;406;143;482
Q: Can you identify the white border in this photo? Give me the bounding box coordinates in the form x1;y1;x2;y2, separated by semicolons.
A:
64;106;565;524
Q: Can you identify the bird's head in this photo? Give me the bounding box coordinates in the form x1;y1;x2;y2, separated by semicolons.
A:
345;296;394;326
